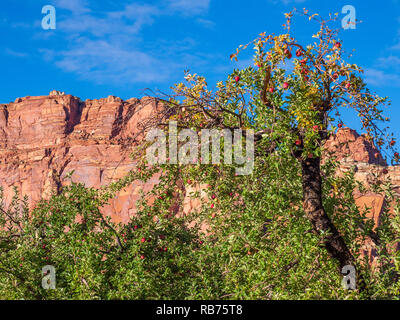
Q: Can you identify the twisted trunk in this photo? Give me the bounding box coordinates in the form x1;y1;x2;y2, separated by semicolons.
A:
301;156;355;270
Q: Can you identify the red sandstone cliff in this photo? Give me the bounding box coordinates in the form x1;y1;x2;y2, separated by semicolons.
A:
324;128;399;236
0;92;398;229
0;92;164;223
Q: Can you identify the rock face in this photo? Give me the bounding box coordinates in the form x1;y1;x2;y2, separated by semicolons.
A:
0;93;163;223
0;93;398;232
324;127;400;195
324;127;400;218
324;127;400;265
324;127;387;166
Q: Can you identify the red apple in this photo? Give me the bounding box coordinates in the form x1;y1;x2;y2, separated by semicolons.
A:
211;194;216;199
395;152;399;158
390;140;396;146
269;87;274;93
335;42;341;49
383;169;389;175
332;73;339;80
338;123;343;128
187;179;192;184
345;82;351;89
235;76;240;83
284;49;292;59
296;49;303;57
295;139;301;146
211;203;215;209
313;125;319;131
141;238;146;243
283;82;289;89
140;255;145;259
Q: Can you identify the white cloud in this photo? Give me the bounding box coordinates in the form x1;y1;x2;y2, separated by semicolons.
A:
366;16;400;88
39;2;165;84
377;55;400;71
167;0;210;15
38;0;214;86
53;0;91;15
53;39;173;84
364;68;400;87
4;48;28;58
196;18;215;29
56;2;159;37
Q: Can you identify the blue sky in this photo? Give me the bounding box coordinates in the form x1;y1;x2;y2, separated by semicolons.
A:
1;0;400;140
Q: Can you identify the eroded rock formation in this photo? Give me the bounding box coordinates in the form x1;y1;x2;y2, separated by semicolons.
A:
0;93;163;223
0;93;398;235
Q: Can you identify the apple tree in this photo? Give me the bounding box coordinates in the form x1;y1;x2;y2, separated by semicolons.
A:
149;9;398;293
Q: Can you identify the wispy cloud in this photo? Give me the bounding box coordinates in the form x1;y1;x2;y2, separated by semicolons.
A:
53;0;91;15
53;39;173;84
391;23;400;50
167;0;210;15
377;55;400;71
4;48;28;58
196;18;215;29
366;55;400;89
55;2;159;36
39;0;212;85
365;16;400;88
365;68;400;87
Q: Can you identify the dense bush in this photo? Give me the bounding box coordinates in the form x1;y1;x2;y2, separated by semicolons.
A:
0;154;399;299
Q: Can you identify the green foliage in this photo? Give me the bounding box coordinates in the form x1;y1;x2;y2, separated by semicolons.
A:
0;10;399;300
0;151;399;299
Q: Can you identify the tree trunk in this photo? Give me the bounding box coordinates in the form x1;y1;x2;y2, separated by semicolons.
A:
301;156;355;270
